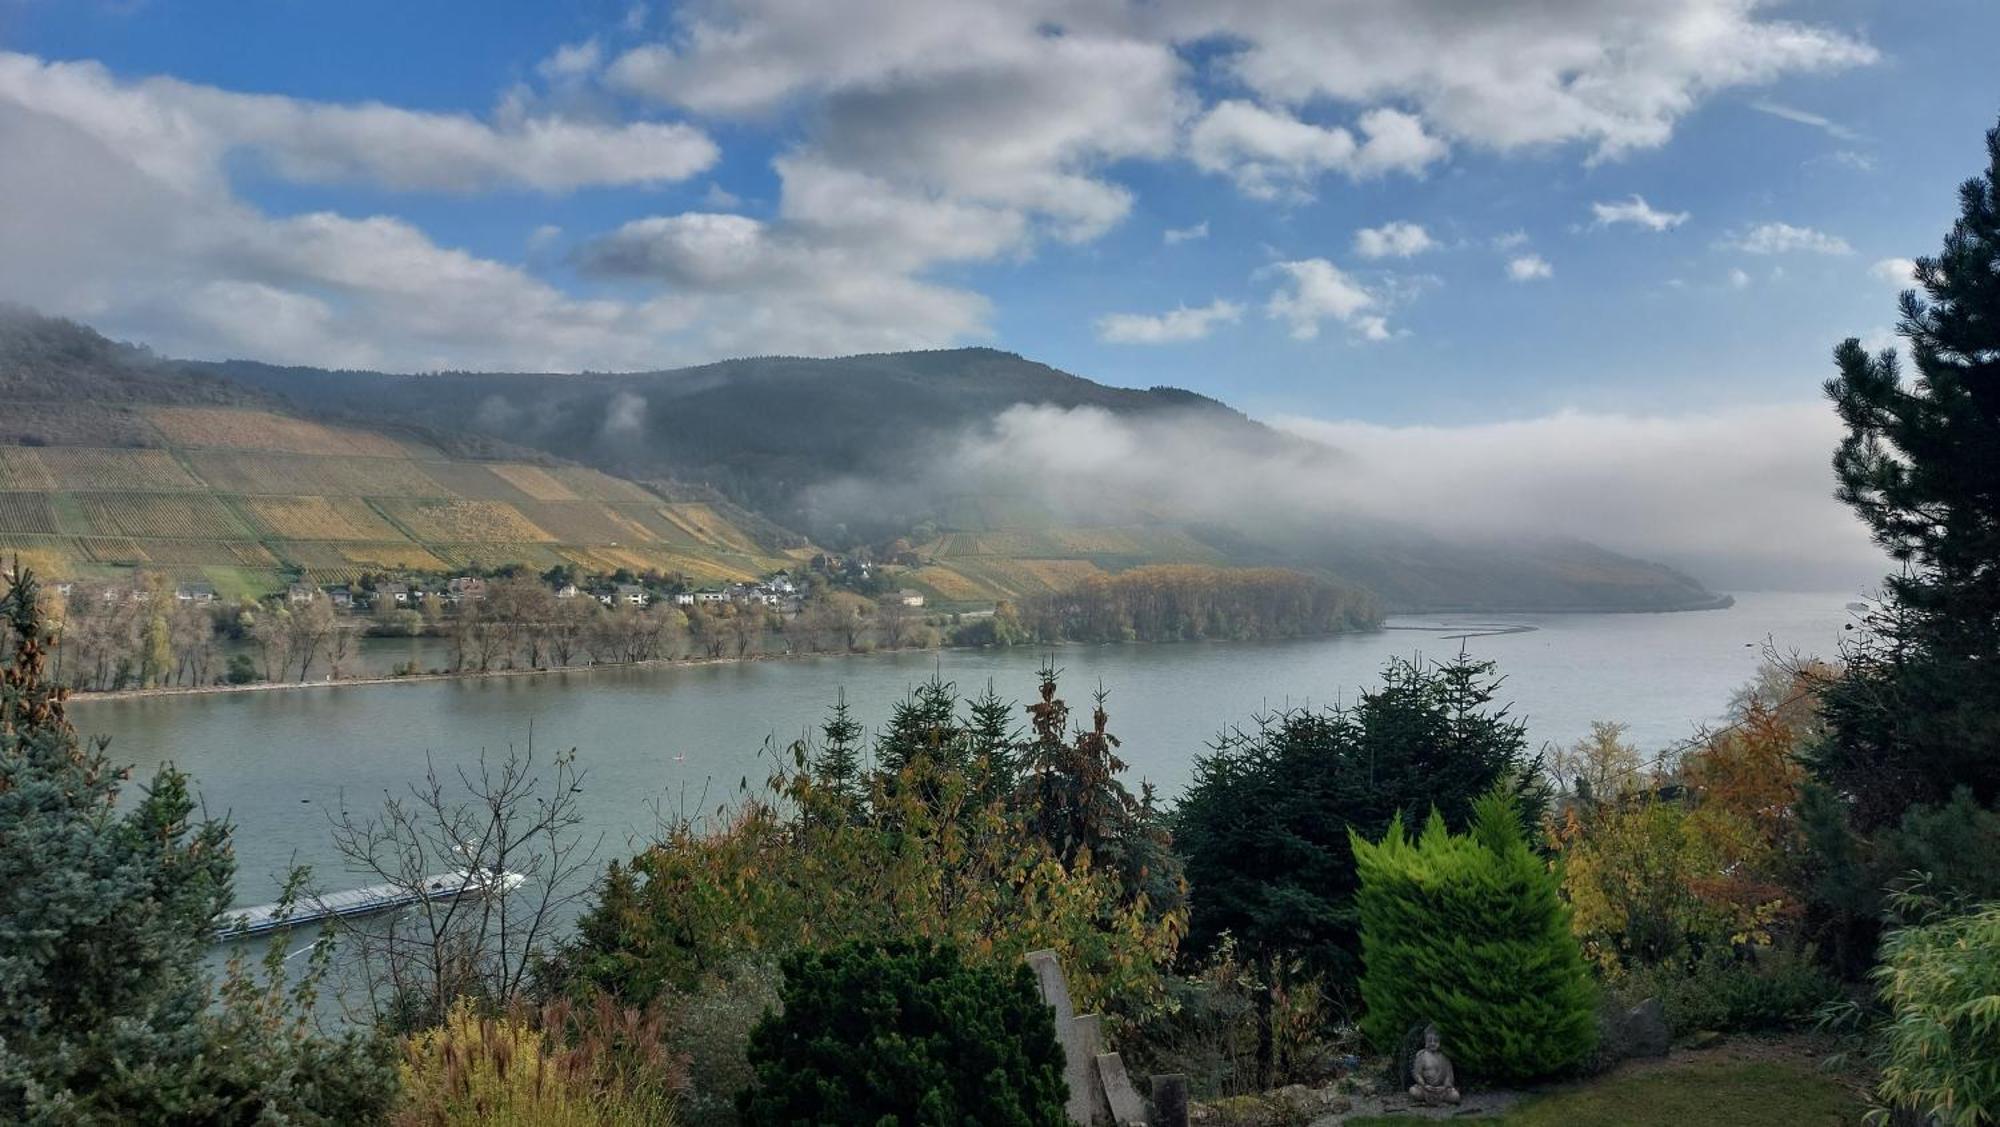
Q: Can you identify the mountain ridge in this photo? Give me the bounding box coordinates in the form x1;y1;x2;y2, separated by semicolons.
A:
0;309;1729;613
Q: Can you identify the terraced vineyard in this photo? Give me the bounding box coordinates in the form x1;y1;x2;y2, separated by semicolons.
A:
0;404;802;596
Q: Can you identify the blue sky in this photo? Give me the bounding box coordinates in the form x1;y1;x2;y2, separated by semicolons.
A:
0;0;1994;428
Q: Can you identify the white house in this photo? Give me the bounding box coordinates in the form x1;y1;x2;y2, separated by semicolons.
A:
895;589;926;608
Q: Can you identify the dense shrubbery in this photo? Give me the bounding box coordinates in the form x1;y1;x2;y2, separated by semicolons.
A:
738;941;1068;1126
1866;898;2000;1126
1352;791;1597;1083
1175;654;1547;983
561;669;1185;1023
1607;945;1840;1037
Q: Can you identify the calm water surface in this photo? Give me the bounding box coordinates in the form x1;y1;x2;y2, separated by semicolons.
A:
74;591;1859;906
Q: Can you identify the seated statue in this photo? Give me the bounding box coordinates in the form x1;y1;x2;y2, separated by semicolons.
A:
1408;1024;1461;1106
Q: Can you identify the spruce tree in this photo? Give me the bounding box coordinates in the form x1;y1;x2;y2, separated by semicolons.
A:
964;679;1022;806
0;570;395;1123
811;688;866;807
1816;113;2000;829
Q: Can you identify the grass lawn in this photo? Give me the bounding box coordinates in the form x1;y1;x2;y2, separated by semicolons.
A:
1350;1050;1866;1127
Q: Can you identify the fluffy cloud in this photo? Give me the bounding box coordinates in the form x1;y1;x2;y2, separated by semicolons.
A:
1164;221;1209;245
1095;299;1243;344
1508;254;1554;281
1591;195;1689;231
1188;101;1444;198
574;211;990;356
1870;257;1919;285
1729;222;1854;255
0;0;1884;368
0;56;705;371
1353;221;1436;259
1264;259;1387;341
0;51;715;194
1163;0;1874;160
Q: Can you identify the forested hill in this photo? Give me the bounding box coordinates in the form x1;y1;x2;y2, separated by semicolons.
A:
0;310;1730;612
193;347;1265;522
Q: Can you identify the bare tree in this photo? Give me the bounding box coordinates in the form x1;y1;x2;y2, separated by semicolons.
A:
327;745;599;1031
287;594;335;682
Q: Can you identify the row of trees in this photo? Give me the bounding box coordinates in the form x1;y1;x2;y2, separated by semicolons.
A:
995;565;1379;646
4;571;942;692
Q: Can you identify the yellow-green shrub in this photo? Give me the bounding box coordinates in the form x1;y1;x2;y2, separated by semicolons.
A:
395;997;679;1127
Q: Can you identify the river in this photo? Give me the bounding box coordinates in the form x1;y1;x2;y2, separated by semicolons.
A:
70;591;1861;907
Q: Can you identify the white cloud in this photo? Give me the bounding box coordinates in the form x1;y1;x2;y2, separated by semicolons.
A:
1188;101;1445;199
1163;221;1209;245
1353;221;1435;259
1163;0;1875;161
1728;267;1751;289
1870;257;1918;286
1263;259;1384;340
0;84;703;371
537;39;604;83
1750;99;1860;142
1729;222;1853;255
1508;254;1554;281
0;51;716;194
1492;230;1531;250
1591;194;1689;232
1095;299;1243;344
0;0;1886;368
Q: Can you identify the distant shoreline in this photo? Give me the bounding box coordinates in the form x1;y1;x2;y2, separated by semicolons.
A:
64;596;1739;704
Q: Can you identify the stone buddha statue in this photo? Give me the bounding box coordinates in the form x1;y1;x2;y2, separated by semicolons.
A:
1408;1024;1460;1106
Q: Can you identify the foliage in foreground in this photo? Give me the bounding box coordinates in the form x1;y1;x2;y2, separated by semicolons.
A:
394;995;683;1127
1176;654;1547;983
1352;791;1596;1084
738;940;1068;1127
562;670;1185;1021
1866;897;2000;1126
0;569;397;1125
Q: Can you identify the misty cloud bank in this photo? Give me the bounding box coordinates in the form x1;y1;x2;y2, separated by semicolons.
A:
811;401;1884;593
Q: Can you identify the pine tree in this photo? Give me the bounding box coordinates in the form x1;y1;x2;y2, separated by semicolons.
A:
1175;654;1546;982
1816;113;2000;829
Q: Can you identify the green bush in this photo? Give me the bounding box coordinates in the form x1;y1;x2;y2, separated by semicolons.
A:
1869;900;2000;1126
1611;945;1842;1037
739;940;1068;1126
1352;791;1596;1084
